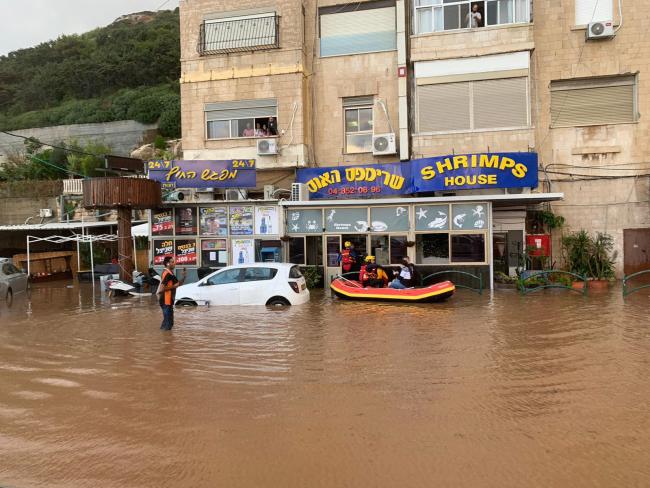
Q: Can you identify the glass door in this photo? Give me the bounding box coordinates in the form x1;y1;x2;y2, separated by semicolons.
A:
325;235;342;287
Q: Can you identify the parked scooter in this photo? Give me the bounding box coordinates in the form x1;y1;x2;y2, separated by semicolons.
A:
106;268;161;297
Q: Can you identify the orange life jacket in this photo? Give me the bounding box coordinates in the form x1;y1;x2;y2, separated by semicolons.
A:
341;249;354;271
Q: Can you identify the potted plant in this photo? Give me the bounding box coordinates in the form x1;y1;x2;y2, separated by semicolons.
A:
561;230;591;288
587;232;616;288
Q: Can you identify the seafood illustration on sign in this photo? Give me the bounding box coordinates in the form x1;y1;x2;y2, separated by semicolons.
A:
416;207;428;220
427;212;448;229
371;221;388;232
306;220;318;231
395;207;407;217
453;213;466;228
290;223;299;232
472;205;485;219
291;212;300;221
354;220;369;232
327;209;336;222
474;220;485;228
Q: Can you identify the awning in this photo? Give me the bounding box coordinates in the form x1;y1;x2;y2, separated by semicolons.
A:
131;222;150;237
0;220;147;232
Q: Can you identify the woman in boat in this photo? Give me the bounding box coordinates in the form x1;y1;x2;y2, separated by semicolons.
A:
388;258;413;289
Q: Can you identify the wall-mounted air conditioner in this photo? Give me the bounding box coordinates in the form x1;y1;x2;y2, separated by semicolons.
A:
225;189;248;201
257;138;278;155
291;183;309;202
372;133;396;156
586;21;614;40
505;187;531;195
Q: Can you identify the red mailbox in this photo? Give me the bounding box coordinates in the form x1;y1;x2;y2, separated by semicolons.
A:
526;234;551;257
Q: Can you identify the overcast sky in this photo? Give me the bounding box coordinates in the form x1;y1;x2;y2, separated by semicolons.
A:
0;0;180;56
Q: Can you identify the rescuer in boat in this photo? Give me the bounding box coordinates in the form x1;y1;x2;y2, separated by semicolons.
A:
338;241;358;274
359;255;385;288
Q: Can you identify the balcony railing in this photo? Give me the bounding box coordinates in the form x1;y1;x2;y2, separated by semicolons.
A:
63;178;84;195
198;14;280;56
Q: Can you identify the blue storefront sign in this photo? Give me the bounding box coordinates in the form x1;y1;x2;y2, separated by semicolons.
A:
296;162;413;199
148;160;256;189
296;153;538;199
411;152;538;192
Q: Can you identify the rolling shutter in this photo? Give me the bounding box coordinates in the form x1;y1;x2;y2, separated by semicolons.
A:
205;99;277;120
473;77;528;129
418;82;470;132
550;76;636;127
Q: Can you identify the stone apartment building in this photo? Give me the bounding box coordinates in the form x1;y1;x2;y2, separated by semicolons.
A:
178;0;649;277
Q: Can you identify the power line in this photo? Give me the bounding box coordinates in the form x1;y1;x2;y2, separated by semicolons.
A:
1;130;104;158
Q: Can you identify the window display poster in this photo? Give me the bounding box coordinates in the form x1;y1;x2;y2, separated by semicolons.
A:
286;209;322;233
229;206;254;235
369;206;409;232
255;206;278;235
175;207;197;235
451;203;488;230
232;238;255;265
414;205;450;231
153;239;174;265
175;239;197;265
324;207;368;233
152;209;173;235
199;207;227;236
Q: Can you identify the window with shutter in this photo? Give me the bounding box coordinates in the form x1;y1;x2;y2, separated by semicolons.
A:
319;1;396;57
550;76;637;127
199;12;279;55
205;99;278;139
575;0;613;25
417;77;528;133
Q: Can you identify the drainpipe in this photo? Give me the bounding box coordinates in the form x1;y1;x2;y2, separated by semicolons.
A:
396;0;409;161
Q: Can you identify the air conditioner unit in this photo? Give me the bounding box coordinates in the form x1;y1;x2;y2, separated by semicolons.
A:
586;21;614;40
225;189;247;201
372;133;397;156
291;182;309;202
163;190;187;202
257;138;278;155
506;187;531;195
39;208;53;218
264;185;276;200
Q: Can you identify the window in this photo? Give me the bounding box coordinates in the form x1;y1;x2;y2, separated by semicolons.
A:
2;263;20;275
550;75;637;127
207;268;243;285
344;96;374;153
418;77;528;133
243;267;278;281
175;207;197;235
289;237;305;264
370;235;407;264
199;12;279;55
205;99;278;140
289;266;303;279
201;239;228;267
319;1;396;57
389;236;408;264
575;0;612;25
416;234;450;264
414;0;529;34
451;234;485;262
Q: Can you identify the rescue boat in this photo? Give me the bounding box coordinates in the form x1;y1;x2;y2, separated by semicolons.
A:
330;277;455;303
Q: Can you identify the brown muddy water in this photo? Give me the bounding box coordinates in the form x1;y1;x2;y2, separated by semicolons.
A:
0;282;649;488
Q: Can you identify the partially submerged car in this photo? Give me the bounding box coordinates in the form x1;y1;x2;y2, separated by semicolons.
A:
175;263;310;307
0;258;29;301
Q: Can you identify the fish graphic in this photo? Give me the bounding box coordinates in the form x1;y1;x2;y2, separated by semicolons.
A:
327;209;336;222
428;212;448;229
354;220;369;232
453;213;466;228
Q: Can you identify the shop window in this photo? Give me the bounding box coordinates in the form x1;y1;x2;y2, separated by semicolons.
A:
414;0;529;34
255;239;282;262
199;12;279;55
389;236;408;264
451;234;485;262
175;239;198;266
343;96;374;154
201;239;228;267
418;77;528;133
319;1;396;57
289;237;306;265
306;236;323;266
550;75;637;127
205;98;277;140
416;233;449;264
152;209;173;236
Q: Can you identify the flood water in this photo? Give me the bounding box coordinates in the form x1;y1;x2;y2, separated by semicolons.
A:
0;282;649;487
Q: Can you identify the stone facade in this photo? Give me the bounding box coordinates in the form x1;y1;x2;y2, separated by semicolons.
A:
179;0;649;276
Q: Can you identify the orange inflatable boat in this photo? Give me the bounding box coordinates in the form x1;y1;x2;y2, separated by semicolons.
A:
330;277;455;303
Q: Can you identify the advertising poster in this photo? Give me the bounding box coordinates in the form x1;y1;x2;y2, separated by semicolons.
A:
324;207;369;233
201;239;227;267
229;206;254;235
175;207;197;235
255;206;278;235
151;209;173;235
232;239;255;265
199;207;227;236
175;239;197;265
286;209;323;233
153;239;174;265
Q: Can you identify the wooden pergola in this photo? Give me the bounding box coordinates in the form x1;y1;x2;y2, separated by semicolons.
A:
83;178;161;282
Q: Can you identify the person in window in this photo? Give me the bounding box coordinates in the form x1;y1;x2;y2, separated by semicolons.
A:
255;123;265;137
242;122;254;137
466;3;482;28
388;258;413;289
262;124;270;137
267;116;278;136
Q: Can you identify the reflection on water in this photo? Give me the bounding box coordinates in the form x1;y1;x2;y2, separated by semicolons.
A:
1;283;649;487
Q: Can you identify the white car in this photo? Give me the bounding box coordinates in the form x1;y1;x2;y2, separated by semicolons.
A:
175;263;310;307
0;258;29;301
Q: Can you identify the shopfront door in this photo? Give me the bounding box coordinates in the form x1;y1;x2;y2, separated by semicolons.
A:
325;235;342;286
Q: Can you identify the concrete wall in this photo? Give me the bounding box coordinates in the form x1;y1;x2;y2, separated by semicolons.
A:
0;120;158;163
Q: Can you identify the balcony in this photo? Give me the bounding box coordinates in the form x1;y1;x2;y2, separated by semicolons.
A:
198;13;280;56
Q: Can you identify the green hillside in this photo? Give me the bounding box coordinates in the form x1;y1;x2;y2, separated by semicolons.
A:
0;9;180;137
